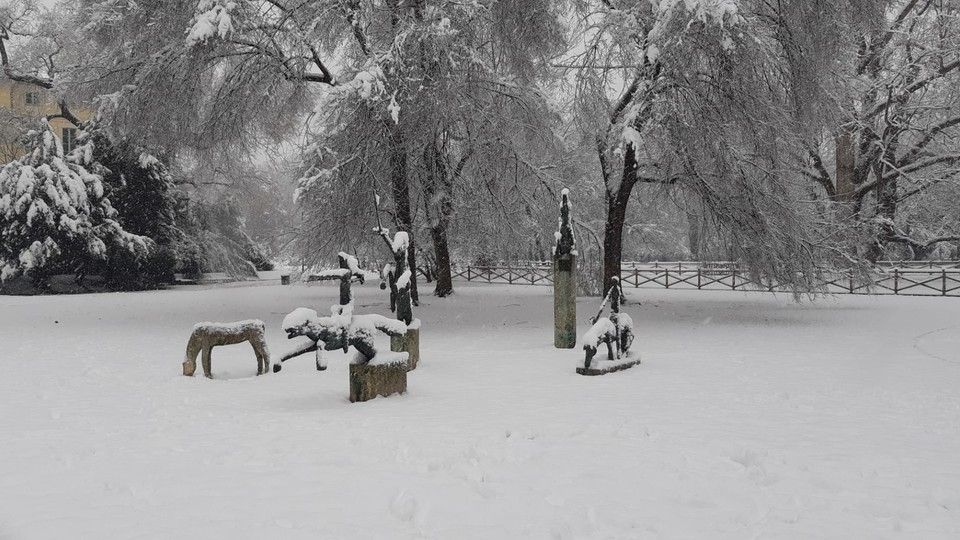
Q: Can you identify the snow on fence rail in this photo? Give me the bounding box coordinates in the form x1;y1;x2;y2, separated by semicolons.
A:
451;263;960;297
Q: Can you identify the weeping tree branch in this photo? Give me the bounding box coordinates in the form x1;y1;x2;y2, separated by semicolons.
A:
0;28;54;88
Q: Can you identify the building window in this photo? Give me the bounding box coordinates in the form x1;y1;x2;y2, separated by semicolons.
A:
25;92;41;105
62;128;78;153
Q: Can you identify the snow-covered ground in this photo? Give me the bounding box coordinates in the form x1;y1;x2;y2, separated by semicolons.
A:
2;282;959;539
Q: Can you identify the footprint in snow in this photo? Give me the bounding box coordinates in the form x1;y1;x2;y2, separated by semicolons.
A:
391;489;419;523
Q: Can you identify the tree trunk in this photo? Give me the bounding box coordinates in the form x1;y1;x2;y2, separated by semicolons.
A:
387;120;420;305
384;0;419;306
423;140;456;298
430;224;453;297
873;167;900;261
602;185;631;290
686;208;702;260
601;149;639;290
835;128;857;206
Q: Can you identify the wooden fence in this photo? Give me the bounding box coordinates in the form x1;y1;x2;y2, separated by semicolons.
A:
451;262;960;297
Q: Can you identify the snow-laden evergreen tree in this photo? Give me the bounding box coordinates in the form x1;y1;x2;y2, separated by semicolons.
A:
76;122;183;288
0;121;149;285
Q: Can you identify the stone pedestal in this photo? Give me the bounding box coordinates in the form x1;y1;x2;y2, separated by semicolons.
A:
390;321;421;371
349;353;408;402
576;353;641;376
554;254;577;348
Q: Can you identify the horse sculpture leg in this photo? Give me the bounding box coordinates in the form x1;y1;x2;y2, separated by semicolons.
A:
202;347;213;378
251;340;263;375
251;337;270;375
183;336;201;376
316;349;327;371
584;346;597;370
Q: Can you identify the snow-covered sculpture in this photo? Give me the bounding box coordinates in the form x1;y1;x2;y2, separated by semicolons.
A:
182;320;270;378
310;252;367;305
372;194;422;369
374;194;414;325
581;278;636;372
278;305;407;367
554;188;577;348
273;251;407;372
276;283;410;402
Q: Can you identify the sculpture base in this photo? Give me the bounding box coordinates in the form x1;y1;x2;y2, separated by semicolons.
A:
554;255;577;349
349;353;409;402
577;353;641;376
391;321;421;371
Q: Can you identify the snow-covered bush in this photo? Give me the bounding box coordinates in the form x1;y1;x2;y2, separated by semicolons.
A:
0;122;149;286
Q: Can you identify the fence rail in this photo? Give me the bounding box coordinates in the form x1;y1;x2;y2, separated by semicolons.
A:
451;263;960;297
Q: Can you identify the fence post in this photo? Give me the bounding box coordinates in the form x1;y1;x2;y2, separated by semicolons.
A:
697;268;702;289
508;266;513;284
731;270;736;290
894;269;898;295
943;269;948;296
848;270;854;294
665;270;670;289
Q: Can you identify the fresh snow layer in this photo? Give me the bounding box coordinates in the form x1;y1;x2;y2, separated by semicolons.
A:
281;307;317;331
396;269;412;290
582;317;616;348
358;350;409;367
192;319;264;332
392;231;410;254
314;268;350;278
337;251;363;275
2;283;960;538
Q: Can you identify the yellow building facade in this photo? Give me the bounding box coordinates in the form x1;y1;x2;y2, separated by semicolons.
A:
0;78;90;163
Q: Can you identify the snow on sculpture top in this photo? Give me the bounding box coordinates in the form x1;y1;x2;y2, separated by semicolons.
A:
338;252;363;275
314;268;351;279
192;319;265;333
282;307;320;334
391;231;410;254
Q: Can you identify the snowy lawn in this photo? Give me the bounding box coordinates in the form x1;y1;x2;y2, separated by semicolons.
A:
2;282;960;538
